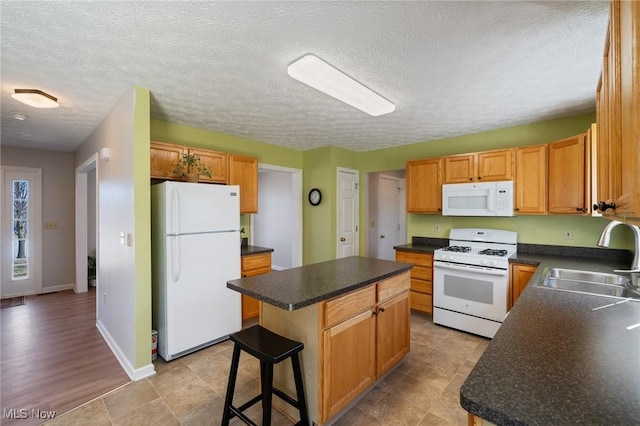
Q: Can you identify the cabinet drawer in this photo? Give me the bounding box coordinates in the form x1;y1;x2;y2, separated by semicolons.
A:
411;265;432;281
410;278;432;294
323;286;376;329
377;271;410;302
241;253;271;271
410;291;432;314
395;251;433;267
242;265;271;278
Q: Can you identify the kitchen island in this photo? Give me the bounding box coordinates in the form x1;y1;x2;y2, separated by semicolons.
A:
227;256;412;424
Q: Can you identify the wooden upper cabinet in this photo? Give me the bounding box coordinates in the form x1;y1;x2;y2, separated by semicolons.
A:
406;158;442;213
443;149;513;184
187;148;227;184
443;154;475;183
548;133;589;215
515;144;547;214
150;141;185;179
595;0;640;219
228;154;258;214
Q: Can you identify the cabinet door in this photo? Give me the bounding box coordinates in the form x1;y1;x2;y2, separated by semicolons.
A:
406;158;442;213
444;154;475;183
376;292;410;377
477;149;513;182
615;0;640;217
510;263;537;309
515;145;547;214
188;148;227;183
229;155;258;214
322;310;375;421
150;141;185;179
548;134;588;214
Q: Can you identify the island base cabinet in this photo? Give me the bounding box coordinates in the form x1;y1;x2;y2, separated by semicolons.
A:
376;292;410;377
260;271;411;425
322;310;376;420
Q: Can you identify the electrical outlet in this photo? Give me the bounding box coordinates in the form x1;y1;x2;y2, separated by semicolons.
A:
434;224;441;234
564;229;573;240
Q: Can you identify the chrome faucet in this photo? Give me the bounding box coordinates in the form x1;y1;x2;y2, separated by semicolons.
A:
597;220;640;286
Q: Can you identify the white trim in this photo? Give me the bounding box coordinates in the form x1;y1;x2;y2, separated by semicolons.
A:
252;163;303;268
336;167;360;258
270;265;287;271
96;319;156;381
41;283;76;294
75;154;98;295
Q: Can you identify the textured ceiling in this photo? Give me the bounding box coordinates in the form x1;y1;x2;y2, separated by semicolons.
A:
1;1;609;153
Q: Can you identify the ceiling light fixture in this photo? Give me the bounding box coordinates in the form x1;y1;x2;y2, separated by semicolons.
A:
10;111;28;121
12;89;59;108
287;54;395;117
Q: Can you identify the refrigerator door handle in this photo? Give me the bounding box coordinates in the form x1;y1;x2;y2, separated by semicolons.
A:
170;189;180;236
169;236;180;282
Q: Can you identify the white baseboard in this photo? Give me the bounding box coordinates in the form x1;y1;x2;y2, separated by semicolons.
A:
41;283;75;294
96;319;156;381
271;265;287;271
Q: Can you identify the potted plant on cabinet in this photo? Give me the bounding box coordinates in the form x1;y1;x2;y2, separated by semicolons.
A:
174;153;212;183
88;249;97;287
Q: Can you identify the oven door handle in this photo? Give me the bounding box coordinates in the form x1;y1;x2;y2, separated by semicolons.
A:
434;262;508;276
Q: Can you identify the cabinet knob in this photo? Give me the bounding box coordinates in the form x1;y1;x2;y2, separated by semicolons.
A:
379;307;385;313
380;235;386;239
514;208;520;212
478;176;482;180
576;207;587;213
469;177;473;181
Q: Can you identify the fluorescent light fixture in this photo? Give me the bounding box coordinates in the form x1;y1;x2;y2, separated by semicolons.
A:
12;89;59;108
287;54;395;117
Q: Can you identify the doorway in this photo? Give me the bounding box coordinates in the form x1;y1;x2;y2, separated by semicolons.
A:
75;154;98;303
1;166;43;298
367;171;407;260
251;164;303;269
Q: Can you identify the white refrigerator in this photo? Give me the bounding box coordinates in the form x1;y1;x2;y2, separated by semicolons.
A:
151;181;241;361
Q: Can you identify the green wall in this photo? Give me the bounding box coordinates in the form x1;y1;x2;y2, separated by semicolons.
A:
133;87;152;368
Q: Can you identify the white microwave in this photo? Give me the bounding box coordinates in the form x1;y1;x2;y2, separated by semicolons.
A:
442;181;514;217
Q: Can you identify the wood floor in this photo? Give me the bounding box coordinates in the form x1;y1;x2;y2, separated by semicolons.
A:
1;289;130;426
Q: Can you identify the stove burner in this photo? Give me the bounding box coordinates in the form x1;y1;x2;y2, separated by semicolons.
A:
442;246;472;253
478;249;508;257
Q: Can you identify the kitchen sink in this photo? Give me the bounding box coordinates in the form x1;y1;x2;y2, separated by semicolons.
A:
537;268;640;299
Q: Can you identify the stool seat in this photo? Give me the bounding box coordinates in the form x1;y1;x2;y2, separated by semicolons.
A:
230;325;303;364
222;325;309;426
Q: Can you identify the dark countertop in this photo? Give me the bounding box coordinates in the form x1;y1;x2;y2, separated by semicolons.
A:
241;245;274;256
460;250;640;425
227;256;412;311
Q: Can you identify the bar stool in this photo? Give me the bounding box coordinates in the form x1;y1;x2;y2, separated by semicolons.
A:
222;325;309;426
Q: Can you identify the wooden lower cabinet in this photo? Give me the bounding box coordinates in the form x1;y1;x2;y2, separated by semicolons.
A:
260;271;410;424
395;250;433;313
509;262;538;309
240;252;271;321
322;309;376;420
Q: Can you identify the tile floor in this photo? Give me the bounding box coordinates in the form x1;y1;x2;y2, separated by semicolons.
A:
46;312;488;425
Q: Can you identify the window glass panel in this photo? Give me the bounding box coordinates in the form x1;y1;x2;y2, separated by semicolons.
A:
12;179;29;280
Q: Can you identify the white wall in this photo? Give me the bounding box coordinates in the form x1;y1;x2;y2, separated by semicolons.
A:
74;88;140;378
1;147;75;291
254;170;294;269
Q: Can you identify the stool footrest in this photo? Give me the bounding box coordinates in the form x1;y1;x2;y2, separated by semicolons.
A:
228;405;258;426
272;387;300;411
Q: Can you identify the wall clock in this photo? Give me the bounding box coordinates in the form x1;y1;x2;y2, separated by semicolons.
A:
308;188;322;206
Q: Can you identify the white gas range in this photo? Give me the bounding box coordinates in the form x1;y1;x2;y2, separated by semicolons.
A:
433;228;517;338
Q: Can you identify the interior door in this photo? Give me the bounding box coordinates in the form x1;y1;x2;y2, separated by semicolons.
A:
337;168;359;258
2;166;42;298
377;176;400;261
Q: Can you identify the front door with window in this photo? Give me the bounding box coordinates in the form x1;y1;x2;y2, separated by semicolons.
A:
2;166;42;298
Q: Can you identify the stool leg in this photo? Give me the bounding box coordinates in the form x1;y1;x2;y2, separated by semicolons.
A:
261;360;273;426
291;353;309;426
222;344;241;426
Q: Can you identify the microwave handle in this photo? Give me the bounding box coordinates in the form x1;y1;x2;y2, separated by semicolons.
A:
488;192;496;213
